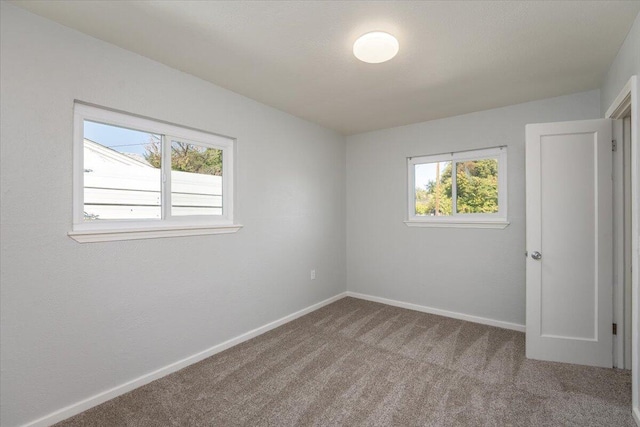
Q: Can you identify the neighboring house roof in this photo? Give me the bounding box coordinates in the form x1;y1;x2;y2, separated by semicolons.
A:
83;138;153;170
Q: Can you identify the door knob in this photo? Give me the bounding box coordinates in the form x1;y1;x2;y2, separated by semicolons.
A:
531;251;542;260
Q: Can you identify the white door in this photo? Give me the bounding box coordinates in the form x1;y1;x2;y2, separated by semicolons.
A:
525;119;613;368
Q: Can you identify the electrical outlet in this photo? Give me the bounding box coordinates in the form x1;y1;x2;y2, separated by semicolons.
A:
310;270;316;280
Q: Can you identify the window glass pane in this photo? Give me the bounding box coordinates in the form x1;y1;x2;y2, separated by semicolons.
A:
414;161;452;216
455;158;499;214
83;120;161;220
170;140;223;216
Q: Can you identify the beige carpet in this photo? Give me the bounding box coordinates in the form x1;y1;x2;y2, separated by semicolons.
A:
56;297;633;426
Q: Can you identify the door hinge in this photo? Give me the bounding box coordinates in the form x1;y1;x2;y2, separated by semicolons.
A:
613;323;617;335
612;139;617;152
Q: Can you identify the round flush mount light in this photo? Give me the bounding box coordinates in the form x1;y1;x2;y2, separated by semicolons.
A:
353;31;399;64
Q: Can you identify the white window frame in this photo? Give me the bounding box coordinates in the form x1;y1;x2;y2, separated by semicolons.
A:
405;146;509;229
69;103;241;242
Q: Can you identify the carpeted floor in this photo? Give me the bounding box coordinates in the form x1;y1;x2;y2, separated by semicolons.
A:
55;297;634;426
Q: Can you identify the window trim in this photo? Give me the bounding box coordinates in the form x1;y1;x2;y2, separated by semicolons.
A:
70;102;241;242
406;146;509;229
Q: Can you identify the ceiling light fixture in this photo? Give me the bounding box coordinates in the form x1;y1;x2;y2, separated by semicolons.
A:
353;31;399;64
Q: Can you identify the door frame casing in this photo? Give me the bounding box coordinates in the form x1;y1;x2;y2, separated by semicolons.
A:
605;75;639;424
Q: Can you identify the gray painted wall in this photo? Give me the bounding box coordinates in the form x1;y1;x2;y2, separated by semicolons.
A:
346;90;601;326
0;4;346;426
601;11;640;115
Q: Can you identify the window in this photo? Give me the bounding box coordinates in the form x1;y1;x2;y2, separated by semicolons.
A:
69;103;240;242
406;147;508;228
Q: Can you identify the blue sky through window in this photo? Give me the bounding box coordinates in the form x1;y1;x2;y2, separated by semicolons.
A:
84;120;159;156
415;161;450;190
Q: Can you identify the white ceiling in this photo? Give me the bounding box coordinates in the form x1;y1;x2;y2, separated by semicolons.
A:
12;1;640;135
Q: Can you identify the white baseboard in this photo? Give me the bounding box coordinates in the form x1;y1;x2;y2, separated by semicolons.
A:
22;292;347;427
346;291;525;332
633;406;640;426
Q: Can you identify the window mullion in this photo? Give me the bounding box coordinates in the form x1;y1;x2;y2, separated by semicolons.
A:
162;135;172;220
451;160;458;216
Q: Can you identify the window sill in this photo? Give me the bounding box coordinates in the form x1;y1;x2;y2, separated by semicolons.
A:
68;224;243;243
404;220;509;229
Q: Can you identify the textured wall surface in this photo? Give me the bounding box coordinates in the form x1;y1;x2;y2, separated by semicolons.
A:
346;90;601;327
601;11;640;114
0;4;346;426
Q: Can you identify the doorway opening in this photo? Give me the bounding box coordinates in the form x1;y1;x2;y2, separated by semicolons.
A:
613;109;633;370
